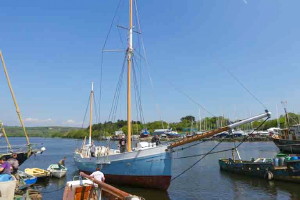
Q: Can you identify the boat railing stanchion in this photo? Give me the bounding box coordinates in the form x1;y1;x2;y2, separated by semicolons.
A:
235;148;242;162
79;176;83;186
231;149;235;162
98;187;102;200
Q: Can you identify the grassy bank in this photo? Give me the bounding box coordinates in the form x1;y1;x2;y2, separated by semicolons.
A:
4;126;81;137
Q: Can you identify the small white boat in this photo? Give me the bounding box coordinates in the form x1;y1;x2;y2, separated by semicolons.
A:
47;164;67;178
0;174;16;200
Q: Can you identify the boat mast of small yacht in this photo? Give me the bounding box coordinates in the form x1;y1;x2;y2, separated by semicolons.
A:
89;82;94;146
126;0;133;152
0;122;12;150
0;51;31;146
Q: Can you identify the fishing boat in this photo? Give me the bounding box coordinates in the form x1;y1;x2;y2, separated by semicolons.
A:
17;171;38;190
73;0;272;190
62;175;142;200
272;125;300;153
0;174;16;200
219;153;300;183
47;164;67;178
25;168;50;179
0;52;44;165
272;104;300;153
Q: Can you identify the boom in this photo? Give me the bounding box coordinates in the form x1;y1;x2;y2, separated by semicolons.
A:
169;110;271;148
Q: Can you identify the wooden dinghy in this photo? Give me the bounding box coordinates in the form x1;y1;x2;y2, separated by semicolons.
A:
25;168;50;179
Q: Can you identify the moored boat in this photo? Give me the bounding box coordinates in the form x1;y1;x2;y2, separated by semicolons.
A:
0;52;45;166
47;164;67;178
17;170;37;190
272;125;300;153
139;129;150;138
219;155;300;183
72;0;272;190
25;168;50;179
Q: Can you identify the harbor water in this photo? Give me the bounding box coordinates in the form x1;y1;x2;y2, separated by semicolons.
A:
4;137;300;200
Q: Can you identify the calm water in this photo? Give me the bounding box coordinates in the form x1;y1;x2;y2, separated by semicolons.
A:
4;137;300;200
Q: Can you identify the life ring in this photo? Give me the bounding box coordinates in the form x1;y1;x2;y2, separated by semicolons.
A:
264;171;273;180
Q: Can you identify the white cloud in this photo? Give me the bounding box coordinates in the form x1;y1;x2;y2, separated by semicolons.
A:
24;118;53;123
65;119;75;124
62;119;82;127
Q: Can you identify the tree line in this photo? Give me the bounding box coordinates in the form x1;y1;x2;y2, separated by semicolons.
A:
56;113;300;139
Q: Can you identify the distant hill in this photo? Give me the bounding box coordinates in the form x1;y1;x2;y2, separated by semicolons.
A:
3;126;82;137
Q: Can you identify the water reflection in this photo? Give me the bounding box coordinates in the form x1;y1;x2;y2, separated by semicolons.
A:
220;170;299;199
117;186;170;200
11;138;300;200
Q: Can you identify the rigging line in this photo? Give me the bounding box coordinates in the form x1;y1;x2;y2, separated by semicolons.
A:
134;0;164;125
116;18;125;46
108;54;127;122
132;57;145;124
174;148;235;160
133;77;141;126
101;0;123;51
112;61;125;122
82;95;91;128
167;80;216;117
98;0;123;123
132;61;141;128
215;59;267;110
98;52;104;123
109;59;125;121
235;116;269;149
41;186;65;193
93;93;99;124
171;140;224;182
172;140;206;152
136;0;215;122
134;0;143;97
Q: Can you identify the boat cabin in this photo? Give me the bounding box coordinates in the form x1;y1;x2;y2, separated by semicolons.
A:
278;125;300;140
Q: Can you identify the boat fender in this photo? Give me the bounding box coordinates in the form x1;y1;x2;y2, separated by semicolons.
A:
264;171;273;180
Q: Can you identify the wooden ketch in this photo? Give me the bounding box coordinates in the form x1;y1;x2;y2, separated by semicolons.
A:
73;0;272;190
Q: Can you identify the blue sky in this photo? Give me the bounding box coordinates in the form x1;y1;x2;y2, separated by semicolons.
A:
0;0;299;127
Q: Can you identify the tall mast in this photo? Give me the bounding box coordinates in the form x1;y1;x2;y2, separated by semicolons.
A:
126;0;133;152
89;82;94;145
0;51;31;145
281;101;290;129
276;104;280;128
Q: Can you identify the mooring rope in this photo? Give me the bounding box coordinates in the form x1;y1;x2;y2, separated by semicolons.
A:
40;185;65;193
171;117;270;181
